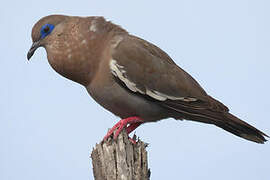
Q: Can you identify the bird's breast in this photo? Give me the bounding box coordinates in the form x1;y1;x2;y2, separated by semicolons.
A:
45;39;95;86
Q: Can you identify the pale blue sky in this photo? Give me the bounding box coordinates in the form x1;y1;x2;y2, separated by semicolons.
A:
1;0;270;179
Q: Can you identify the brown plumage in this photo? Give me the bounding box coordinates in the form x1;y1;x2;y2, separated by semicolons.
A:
27;15;268;143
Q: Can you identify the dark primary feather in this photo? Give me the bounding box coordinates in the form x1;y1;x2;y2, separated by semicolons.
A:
162;99;268;143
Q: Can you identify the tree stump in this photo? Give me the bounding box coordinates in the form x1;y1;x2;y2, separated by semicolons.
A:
91;131;150;180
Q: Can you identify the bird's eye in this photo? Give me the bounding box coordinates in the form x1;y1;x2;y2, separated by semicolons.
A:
40;23;55;39
43;26;50;33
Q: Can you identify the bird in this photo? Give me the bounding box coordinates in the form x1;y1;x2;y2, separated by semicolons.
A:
27;14;268;144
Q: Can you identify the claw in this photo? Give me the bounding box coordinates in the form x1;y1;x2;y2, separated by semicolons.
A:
128;137;137;145
103;116;143;141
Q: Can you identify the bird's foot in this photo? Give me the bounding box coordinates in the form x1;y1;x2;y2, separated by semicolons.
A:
128;137;137;145
103;116;143;142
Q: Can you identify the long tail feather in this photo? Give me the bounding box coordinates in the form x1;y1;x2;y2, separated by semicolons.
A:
163;101;268;144
216;113;268;143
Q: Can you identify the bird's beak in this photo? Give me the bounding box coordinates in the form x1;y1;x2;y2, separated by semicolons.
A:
27;41;41;60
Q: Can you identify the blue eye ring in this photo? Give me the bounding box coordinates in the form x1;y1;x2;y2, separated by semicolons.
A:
40;24;55;39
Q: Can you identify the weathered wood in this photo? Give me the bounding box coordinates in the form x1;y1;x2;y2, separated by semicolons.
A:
91;131;150;180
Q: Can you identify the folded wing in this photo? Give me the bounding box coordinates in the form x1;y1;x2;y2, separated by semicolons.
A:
110;35;267;143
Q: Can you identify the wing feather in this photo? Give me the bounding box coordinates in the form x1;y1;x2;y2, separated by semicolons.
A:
109;34;268;144
111;35;228;112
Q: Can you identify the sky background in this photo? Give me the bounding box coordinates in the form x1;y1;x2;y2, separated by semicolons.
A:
1;0;270;179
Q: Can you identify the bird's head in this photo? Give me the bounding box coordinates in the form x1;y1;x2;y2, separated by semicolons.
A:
27;15;67;60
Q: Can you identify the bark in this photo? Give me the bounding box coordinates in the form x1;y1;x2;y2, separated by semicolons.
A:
91;131;150;180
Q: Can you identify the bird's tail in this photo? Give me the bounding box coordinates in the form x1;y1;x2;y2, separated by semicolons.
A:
213;112;268;143
163;101;268;143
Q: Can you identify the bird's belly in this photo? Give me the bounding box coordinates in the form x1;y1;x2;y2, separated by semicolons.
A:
86;82;168;122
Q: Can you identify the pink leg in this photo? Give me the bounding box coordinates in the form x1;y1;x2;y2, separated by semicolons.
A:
103;116;143;141
126;122;143;134
126;122;143;144
128;138;137;145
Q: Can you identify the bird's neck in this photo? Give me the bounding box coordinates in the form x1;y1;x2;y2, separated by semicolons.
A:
44;17;127;86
